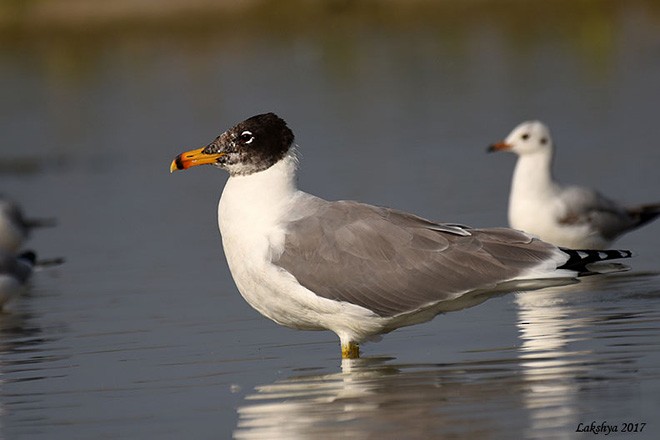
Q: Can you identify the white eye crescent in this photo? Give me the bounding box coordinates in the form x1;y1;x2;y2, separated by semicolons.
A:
240;131;254;144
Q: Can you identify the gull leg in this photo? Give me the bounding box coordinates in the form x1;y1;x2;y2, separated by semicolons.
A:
341;341;360;359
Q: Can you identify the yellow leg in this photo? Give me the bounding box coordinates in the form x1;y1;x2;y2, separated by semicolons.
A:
341;341;360;359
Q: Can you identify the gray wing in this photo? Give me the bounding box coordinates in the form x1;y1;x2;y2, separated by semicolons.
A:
557;186;635;239
273;198;563;317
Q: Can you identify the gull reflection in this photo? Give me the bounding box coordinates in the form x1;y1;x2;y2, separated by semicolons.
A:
234;355;534;439
235;358;396;440
234;271;655;440
514;273;637;439
233;280;580;440
515;287;587;438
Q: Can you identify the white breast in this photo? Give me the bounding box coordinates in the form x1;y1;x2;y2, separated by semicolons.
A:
507;151;602;248
217;154;382;341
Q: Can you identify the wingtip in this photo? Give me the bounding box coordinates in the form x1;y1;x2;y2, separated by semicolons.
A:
620;249;634;258
558;247;633;274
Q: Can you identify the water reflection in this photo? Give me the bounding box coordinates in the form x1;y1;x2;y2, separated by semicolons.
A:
515;284;592;439
0;306;61;385
234;273;660;440
515;273;660;439
2;1;660;438
234;356;528;440
0;309;43;429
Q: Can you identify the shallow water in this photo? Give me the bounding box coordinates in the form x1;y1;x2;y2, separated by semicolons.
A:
1;1;660;439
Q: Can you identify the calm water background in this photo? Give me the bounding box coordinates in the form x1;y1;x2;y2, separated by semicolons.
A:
1;1;660;438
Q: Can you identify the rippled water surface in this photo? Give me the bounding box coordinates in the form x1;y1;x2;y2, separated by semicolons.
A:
2;1;660;438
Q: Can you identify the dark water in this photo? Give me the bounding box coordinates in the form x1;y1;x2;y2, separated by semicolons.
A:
1;1;660;438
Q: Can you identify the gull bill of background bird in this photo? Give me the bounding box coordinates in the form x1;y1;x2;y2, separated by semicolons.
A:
0;195;56;253
170;113;632;359
0;250;36;309
489;121;660;249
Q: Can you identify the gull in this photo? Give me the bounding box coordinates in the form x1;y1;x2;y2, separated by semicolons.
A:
489;121;660;249
171;113;632;359
0;195;56;253
0;250;36;309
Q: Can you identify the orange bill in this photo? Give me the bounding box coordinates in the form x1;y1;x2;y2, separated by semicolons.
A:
487;141;512;153
170;147;225;173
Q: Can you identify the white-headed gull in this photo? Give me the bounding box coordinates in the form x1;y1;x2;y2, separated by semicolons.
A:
489;121;660;249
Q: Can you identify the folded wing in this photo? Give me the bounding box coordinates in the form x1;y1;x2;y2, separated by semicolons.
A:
274;198;565;317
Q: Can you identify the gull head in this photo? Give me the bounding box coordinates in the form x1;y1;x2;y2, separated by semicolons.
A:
170;113;295;176
488;120;553;156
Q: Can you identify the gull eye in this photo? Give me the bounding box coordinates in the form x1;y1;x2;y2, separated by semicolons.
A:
540;137;548;144
239;131;254;144
521;133;530;140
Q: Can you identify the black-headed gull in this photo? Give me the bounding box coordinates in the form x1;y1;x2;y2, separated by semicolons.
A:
171;113;632;359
